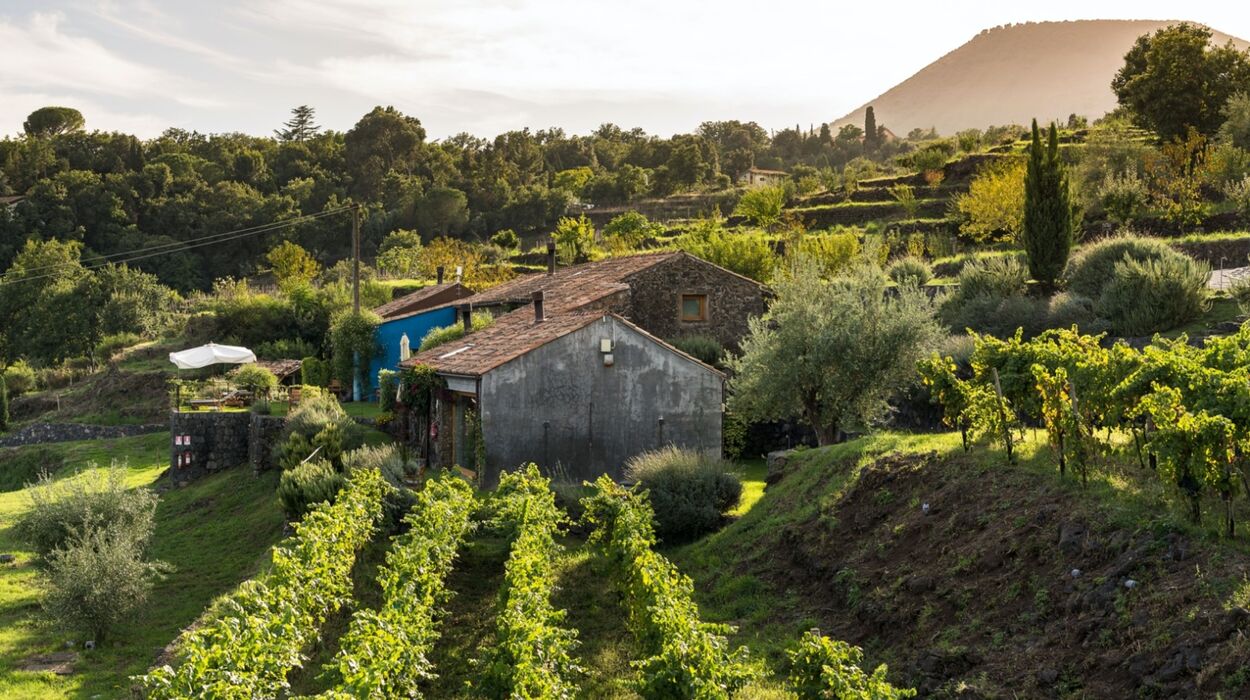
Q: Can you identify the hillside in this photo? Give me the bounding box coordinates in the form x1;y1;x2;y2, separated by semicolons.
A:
834;20;1250;135
674;433;1250;698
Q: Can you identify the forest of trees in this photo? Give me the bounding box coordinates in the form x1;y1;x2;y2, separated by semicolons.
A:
0;105;918;292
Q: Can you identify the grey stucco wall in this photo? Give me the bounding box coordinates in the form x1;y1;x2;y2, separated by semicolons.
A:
479;315;722;485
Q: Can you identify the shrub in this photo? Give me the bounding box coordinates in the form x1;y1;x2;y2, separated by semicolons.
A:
787;630;915;699
733;185;787;228
952;158;1026;242
1224;176;1250;217
329;310;381;389
942;293;1051;339
278;394;364;470
1099;171;1149;224
277;460;345;520
1046;292;1098;330
796;231;861;278
301;356;330;387
342;443;412;486
1096;255;1210;335
955;255;1028;299
1231;276;1250;315
42;523;170;642
233;365;278;397
489;229;521;250
677;221;776;282
623;446;742;541
670;334;724;367
603;211;663;249
285;392;348;438
1064;234;1178;299
17;465;158;560
887;256;932;286
96;332;143;359
250;399;272;415
377;369;399;413
552;214;596;264
2;360;37;396
418;313;494;352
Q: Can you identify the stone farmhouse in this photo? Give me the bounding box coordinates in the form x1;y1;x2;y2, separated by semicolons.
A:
400;249;769;484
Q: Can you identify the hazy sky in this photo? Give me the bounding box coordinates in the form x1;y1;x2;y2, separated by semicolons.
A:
2;1;1248;140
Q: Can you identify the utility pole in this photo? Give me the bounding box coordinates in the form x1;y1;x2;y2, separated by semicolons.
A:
351;204;361;314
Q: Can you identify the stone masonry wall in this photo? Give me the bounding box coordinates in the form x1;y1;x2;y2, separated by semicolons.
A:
168;411;250;486
624;253;769;352
249;414;287;473
0;422;165;449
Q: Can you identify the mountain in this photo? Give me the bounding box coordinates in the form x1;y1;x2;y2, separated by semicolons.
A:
833;20;1250;136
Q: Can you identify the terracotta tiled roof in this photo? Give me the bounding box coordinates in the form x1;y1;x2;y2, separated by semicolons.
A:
374;282;473;320
449;251;683;313
401;306;724;379
401;307;604;376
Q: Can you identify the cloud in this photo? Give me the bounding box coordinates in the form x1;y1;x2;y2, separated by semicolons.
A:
0;11;226;109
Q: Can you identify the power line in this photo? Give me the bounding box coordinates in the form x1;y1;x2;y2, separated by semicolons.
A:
0;207;353;287
7;205;354;277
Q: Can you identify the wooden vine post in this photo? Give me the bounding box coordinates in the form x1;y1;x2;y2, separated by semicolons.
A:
991;368;1014;463
1068;380;1087;487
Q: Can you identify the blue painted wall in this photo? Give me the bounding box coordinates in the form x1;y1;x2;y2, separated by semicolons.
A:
368;307;456;393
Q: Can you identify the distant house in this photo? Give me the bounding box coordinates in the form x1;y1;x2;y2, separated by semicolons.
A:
737;167;789;188
0;195;24;212
441;249;769;352
397;250;768;482
403;301;723;485
367;280;473;393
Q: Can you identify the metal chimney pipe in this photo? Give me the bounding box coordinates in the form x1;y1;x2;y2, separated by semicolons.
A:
546;239;556;275
460;303;472;332
436;265;445;284
532;290;545;322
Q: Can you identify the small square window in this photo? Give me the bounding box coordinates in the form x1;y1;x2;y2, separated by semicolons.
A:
680;294;708;322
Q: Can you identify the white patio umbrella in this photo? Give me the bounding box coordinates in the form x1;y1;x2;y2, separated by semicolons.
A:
399;333;412;361
169;342;257;370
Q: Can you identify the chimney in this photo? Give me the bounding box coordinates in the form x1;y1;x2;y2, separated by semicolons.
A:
436;265;445;284
546;239;556;275
460;303;472;332
532;290;545;322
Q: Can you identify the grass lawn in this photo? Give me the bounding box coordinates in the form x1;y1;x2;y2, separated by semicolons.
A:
0;433;285;698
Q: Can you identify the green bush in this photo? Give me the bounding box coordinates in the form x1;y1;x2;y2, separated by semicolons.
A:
623;446;742;541
233;364;278;397
942;293;1051;338
1099;171;1149;225
278;394;364;470
1096;255;1210;335
16;465;158;561
603;211;663;249
670;334;724;368
956;255;1028;299
96;332;143;359
1230;276;1250;315
886;256;933;286
787;630;915;699
43;523;170;643
277;460;345;520
489;229;521;250
250;399;272;415
300;356;330;387
1064;234;1177;299
2;360;37;396
796;231;862;278
377;369;399;413
418;313;494;352
1046;292;1099;331
342;443;413;486
677;222;776;282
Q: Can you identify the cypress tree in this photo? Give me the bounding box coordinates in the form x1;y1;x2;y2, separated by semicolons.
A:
864;106;879;153
1022;119;1074;292
0;375;9;434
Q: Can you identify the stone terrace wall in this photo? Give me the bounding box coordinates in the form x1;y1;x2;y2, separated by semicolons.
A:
168;412;251;486
0;422;165;449
249;414;286;474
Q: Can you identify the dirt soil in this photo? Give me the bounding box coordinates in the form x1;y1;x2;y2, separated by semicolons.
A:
764;452;1250;698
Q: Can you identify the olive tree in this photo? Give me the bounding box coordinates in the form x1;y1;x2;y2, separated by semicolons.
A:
729;261;943;444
